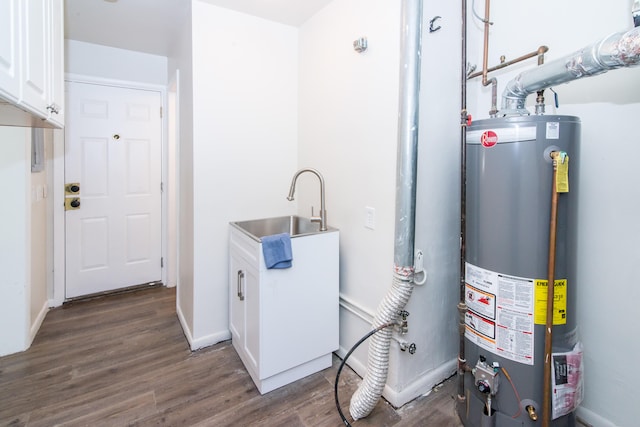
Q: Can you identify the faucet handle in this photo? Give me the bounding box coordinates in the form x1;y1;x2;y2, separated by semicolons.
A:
310;206;320;223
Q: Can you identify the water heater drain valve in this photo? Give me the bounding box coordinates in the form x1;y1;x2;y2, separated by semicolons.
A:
473;356;500;395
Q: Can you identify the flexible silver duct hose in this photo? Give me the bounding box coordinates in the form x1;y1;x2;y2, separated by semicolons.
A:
348;0;423;420
349;274;414;420
501;26;640;114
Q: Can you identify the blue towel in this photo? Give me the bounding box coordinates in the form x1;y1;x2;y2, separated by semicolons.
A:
261;232;293;269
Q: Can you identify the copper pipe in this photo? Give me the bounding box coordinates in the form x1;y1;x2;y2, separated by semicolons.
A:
537;45;547;66
467;46;548;79
481;0;491;84
480;0;498;116
543;152;561;427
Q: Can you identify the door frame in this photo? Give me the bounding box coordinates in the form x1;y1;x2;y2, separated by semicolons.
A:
51;73;169;306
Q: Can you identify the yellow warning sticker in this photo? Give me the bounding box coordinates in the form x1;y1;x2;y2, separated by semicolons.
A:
556;155;569;193
534;279;567;325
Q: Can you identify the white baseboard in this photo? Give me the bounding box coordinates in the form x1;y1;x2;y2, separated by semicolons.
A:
29;299;49;345
190;330;231;351
576;406;617;427
176;304;230;351
337;342;457;409
176;303;194;348
383;358;457;408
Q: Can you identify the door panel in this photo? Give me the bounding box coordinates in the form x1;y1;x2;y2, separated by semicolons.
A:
65;82;162;298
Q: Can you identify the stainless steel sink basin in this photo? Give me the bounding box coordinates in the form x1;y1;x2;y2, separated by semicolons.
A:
231;215;334;242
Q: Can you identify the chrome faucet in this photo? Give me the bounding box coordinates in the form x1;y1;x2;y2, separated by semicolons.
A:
287;168;327;231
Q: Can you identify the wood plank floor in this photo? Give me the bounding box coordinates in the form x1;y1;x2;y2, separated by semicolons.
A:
0;286;463;426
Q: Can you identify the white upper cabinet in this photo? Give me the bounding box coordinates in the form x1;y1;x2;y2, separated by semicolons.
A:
47;0;64;126
0;0;64;128
0;0;21;102
21;0;49;116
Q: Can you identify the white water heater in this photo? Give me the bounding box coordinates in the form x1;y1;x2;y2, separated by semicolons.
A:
460;115;583;427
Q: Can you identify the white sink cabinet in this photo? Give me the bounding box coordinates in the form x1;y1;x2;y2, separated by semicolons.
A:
228;224;339;394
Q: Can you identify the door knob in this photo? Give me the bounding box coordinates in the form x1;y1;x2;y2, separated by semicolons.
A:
65;182;80;195
65;197;81;211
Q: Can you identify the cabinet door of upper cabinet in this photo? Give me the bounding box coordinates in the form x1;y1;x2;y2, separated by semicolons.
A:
21;0;49;115
0;0;21;102
47;0;64;126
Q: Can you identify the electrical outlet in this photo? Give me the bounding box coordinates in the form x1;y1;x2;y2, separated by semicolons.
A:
365;206;375;230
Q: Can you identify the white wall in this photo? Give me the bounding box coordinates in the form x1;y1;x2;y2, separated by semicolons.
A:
0;127;31;356
183;0;299;348
169;1;195;342
299;0;399;383
30;130;50;333
299;0;399;314
466;1;640;425
299;0;460;406
65;40;168;85
406;0;462;394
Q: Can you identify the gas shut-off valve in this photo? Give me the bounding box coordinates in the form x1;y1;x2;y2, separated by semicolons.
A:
473;356;500;395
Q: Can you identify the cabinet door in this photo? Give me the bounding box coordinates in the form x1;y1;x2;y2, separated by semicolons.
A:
229;248;261;376
0;0;20;102
21;0;48;115
229;251;246;344
243;264;260;377
46;0;64;126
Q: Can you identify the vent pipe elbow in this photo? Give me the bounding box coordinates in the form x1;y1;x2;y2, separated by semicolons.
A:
501;26;640;116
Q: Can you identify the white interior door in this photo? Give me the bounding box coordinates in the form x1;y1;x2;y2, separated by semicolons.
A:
65;81;162;298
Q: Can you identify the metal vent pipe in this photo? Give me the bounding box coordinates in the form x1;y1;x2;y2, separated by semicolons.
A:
501;26;640;115
349;0;423;420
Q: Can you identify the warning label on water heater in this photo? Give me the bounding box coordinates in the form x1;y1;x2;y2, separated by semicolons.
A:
465;263;535;365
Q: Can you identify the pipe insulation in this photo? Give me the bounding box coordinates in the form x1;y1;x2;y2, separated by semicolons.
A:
349;276;415;420
501;26;640;115
349;0;423;420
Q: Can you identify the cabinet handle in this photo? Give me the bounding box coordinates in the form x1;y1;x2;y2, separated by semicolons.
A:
237;270;245;301
46;104;60;114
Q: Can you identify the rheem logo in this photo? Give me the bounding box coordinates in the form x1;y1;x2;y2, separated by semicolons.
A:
481;130;498;148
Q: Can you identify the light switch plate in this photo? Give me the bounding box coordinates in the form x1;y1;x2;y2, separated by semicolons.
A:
365;206;375;230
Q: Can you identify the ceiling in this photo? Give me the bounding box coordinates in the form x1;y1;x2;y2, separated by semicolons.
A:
64;0;334;57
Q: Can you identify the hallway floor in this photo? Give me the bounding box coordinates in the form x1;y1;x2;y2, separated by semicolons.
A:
0;286;462;426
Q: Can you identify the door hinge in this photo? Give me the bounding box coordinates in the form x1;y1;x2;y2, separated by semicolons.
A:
160;106;163;118
161;182;164;192
161;257;164;268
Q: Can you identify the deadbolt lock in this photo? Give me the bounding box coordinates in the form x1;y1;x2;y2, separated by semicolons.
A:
65;182;80;195
65;197;81;211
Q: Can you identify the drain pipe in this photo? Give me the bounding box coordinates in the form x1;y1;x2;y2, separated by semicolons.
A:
501;25;640;115
349;0;423;420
